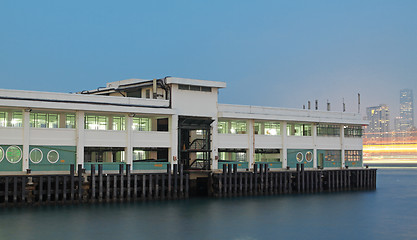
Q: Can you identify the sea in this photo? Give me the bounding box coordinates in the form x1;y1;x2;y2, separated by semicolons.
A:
1;166;417;240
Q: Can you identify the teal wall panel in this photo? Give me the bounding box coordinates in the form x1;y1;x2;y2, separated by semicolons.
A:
0;145;23;171
84;162;126;171
256;162;282;169
218;161;248;170
29;146;76;171
133;162;169;170
317;150;342;168
287;149;314;169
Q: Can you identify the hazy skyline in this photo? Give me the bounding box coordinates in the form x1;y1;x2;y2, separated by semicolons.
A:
1;0;416;120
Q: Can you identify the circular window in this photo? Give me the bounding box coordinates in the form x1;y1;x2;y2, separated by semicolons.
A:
0;147;4;162
296;152;303;162
30;148;43;164
305;152;313;162
47;150;59;163
6;146;22;163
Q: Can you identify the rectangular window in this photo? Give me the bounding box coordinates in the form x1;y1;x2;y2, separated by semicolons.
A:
146;89;151;99
133;148;168;162
344;126;363;137
287;123;312;136
219;149;247;162
317;124;340;136
190;85;200;91
178;84;189;90
0;110;23;127
264;122;280;135
218;119;247;134
0;111;7;127
66;114;76;128
30;112;59;128
324;150;341;162
218;121;229;134
345;150;362;162
230;121;247;134
255;149;280;162
85;115;109;130
201;87;211;92
132;117;152;131
112;116;126;131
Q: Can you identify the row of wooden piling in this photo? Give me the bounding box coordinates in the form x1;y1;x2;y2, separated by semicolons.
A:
0;164;188;206
211;163;377;197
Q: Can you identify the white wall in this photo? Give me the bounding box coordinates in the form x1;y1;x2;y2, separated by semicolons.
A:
218;134;249;149
30;129;76;146
132;131;171;148
254;135;283;149
0;128;23;145
84;130;127;147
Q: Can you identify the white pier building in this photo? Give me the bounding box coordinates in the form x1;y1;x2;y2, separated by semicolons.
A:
0;77;366;173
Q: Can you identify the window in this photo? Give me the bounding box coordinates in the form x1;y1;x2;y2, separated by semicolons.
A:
287;123;312;136
344;126;363;137
85;115;109;130
30;148;43;164
0;111;7;127
146;89;151;99
133;148;168;162
218;119;247;134
6;146;22;163
66;114;76;128
296;152;303;162
345;150;362;162
317;124;340;136
0;110;23;128
47;150;59;163
255;149;280;162
30;112;60;128
305;152;313;162
218;121;229;134
218;149;247;162
84;147;125;163
178;84;211;92
230;121;247;134
255;122;281;135
0;147;3;162
324;150;341;162
190;85;200;91
132;117;151;131
112;116;126;131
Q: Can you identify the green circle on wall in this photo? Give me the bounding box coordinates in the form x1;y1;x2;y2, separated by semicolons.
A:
6;146;22;163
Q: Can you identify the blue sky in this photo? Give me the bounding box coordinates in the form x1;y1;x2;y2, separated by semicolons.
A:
1;0;416;120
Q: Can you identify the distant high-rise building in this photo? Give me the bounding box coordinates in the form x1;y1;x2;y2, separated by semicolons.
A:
399;89;414;131
366;104;390;136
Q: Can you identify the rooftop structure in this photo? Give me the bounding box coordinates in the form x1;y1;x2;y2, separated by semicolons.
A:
0;77;366;173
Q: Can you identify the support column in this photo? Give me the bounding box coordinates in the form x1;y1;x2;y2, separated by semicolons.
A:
76;111;85;168
126;114;133;170
22;109;30;172
313;124;317;169
341;125;345;168
248;119;254;170
211;119;219;170
170;114;178;165
282;122;287;169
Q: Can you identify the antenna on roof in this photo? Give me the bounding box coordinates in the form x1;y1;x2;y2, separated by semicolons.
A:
315;100;318;110
327;100;330;111
358;93;361;114
343;98;346;112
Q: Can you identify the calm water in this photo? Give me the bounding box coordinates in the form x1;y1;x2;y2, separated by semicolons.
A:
1;168;417;240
